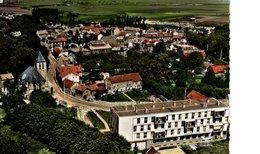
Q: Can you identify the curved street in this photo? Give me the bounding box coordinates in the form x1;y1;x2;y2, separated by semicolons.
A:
47;51;111;111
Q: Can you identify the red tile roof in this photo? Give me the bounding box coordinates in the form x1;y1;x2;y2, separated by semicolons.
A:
86;83;98;91
63;79;75;88
53;47;62;54
200;51;206;58
83;26;103;35
107;72;142;84
187;90;209;100
172;35;182;39
57;65;81;78
52;37;67;43
59;31;66;37
116;31;127;36
145;147;158;154
75;85;88;92
210;65;229;74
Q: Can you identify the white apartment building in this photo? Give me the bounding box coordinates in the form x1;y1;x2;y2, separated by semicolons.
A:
110;98;229;150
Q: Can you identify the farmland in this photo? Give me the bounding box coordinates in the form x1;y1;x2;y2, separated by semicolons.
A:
20;0;229;21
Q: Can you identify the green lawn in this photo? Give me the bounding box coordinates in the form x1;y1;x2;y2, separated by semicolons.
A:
87;110;105;129
20;0;229;21
100;93;131;102
125;89;151;101
96;110;110;125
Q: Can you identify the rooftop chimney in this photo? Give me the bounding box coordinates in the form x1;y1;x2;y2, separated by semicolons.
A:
145;107;148;113
188;99;192;105
202;103;207;108
182;103;186;108
152;103;155;109
217;101;220;106
162;104;165;110
135;106;138;113
172;102;177;108
125;105;127;111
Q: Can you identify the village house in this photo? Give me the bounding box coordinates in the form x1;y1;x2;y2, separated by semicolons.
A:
0;73;14;96
51;37;68;47
105;72;142;94
63;78;77;95
86;40;112;54
209;65;229;77
186;90;209;100
57;65;82;83
175;44;206;59
74;83;106;100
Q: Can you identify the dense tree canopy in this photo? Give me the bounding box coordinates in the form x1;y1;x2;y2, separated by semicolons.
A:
30;90;57;108
0;15;48;81
7;104;132;154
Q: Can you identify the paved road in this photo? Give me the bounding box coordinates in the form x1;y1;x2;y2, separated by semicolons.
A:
47;51;111;111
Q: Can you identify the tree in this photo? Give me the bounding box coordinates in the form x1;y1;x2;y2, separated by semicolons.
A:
0;82;24;114
0;126;46;154
202;69;216;86
186;52;204;69
62;107;77;119
8;104;132;154
0;108;6;124
153;42;166;54
30;90;57;108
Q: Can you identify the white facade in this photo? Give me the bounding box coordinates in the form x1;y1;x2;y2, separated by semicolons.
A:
111;99;229;150
62;73;79;83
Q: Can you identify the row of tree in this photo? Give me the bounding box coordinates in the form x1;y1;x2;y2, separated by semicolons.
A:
186;24;230;63
102;15;147;28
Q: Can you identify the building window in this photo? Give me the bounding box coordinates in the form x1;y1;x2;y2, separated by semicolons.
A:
171;130;174;135
152;117;155;122
168;123;171;128
172;115;175;120
144;117;148;123
207;118;210;124
137;133;140;139
161;124;164;129
192;113;195;119
200;120;203;125
197;127;200;132
133;126;137;132
204;111;207;117
203;126;206;132
148;124;151;130
144;132;147;138
154;125;158;129
185;113;188;119
140;125;144;131
175;122;178;127
198;112;201;118
178;129;181;134
179;114;182;120
137;118;140;124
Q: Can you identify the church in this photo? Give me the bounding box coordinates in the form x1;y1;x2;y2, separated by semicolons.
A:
19;51;52;99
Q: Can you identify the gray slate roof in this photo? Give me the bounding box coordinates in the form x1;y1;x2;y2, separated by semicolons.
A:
19;66;45;84
36;51;46;63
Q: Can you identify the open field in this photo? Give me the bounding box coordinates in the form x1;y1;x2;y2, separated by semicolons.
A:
20;0;229;21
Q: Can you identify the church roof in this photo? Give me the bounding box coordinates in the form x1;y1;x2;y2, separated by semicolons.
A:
19;66;45;84
36;51;46;63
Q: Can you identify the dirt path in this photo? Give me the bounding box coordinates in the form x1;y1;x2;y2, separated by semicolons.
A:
91;109;110;133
